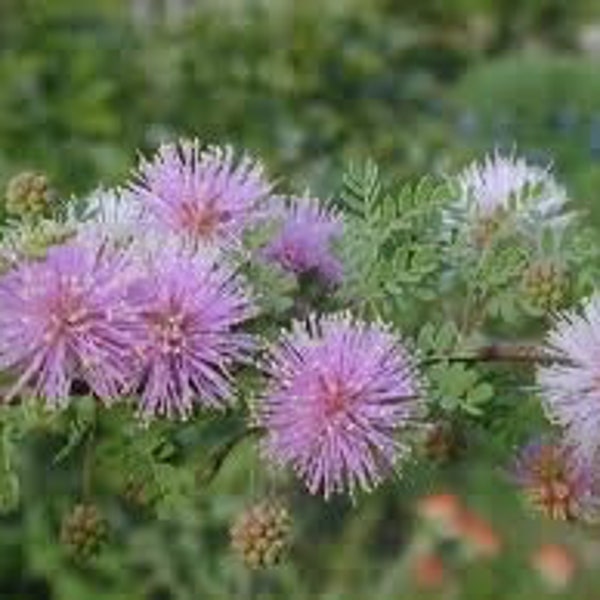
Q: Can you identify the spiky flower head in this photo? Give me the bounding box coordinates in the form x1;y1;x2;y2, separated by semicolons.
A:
128;140;272;245
260;314;422;498
230;499;291;569
75;187;147;244
451;152;570;245
512;438;592;521
538;296;600;471
127;242;255;419
60;503;108;560
263;197;343;285
5;170;54;218
0;237;136;407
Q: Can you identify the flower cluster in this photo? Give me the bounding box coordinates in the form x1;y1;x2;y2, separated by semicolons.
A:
0;139;420;499
0;141;593;508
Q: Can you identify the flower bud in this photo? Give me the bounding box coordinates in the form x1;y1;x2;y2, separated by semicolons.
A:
5;171;54;218
522;261;568;311
230;499;291;569
60;503;108;560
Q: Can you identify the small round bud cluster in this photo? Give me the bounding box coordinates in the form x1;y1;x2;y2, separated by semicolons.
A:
60;503;108;560
123;476;156;510
5;171;54;218
522;261;568;311
230;500;291;569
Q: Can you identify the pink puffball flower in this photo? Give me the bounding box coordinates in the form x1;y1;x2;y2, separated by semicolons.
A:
538;295;600;469
128;243;256;419
260;314;422;498
128;140;272;245
0;237;137;407
263;197;343;285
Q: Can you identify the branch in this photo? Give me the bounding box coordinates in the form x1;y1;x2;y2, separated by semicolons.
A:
421;343;571;367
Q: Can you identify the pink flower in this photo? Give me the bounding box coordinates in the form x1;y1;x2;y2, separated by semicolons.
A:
128;243;256;419
260;314;422;498
0;238;136;406
263;197;343;285
129;140;272;245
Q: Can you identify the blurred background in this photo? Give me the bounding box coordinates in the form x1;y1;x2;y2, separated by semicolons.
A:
2;0;600;598
1;0;600;215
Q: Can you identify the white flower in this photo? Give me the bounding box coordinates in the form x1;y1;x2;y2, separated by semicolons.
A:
538;295;600;468
448;152;572;243
74;187;147;243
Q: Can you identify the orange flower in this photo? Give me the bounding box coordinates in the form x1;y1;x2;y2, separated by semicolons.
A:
416;493;463;537
412;552;446;591
532;544;576;592
455;510;502;559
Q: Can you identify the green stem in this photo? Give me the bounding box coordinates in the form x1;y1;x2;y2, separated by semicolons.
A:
197;426;265;487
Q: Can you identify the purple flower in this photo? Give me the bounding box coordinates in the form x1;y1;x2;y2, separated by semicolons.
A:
128;243;256;419
260;314;422;498
128;140;272;244
511;437;592;521
538;296;600;468
0;238;136;406
263;198;343;284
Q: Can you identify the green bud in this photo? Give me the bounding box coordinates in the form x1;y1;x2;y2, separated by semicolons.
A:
230;499;291;569
5;171;55;219
522;261;568;312
60;503;108;560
